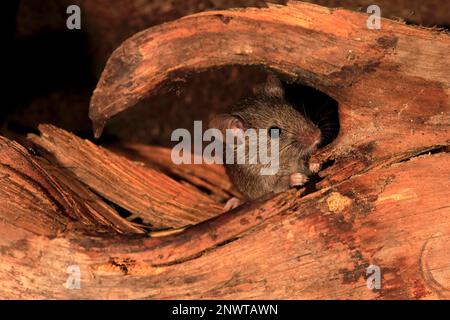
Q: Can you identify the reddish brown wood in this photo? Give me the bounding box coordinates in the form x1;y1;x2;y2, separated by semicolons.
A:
28;125;222;228
0;1;449;299
0;140;448;298
0;137;142;236
110;144;242;202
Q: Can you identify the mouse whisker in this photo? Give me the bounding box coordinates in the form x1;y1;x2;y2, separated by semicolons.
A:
280;128;299;136
317;119;336;126
317;118;332;126
279;141;296;154
314;101;332;118
319;123;339;130
301;101;307;118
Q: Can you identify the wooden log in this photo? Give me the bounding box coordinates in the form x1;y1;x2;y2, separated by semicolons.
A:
0;137;142;236
109;144;242;202
28;125;222;228
0;140;448;298
0;1;449;299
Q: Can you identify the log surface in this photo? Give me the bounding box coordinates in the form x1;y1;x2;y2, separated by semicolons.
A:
0;138;448;298
0;1;449;299
29;125;222;228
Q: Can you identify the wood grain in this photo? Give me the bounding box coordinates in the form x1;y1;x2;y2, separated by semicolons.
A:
29;125;222;228
0;149;448;299
0;1;449;299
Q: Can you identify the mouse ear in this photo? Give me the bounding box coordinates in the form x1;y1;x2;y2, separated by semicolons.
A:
208;114;245;134
253;74;285;98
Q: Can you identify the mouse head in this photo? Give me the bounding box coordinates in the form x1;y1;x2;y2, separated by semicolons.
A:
209;74;321;159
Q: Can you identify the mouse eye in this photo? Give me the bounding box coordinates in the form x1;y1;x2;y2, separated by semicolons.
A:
268;126;281;138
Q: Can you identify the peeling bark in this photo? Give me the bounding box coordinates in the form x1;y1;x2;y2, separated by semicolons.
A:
28;125;222;228
0;1;449;299
0;137;449;298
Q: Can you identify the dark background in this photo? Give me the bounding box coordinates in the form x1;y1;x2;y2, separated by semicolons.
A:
4;0;450;146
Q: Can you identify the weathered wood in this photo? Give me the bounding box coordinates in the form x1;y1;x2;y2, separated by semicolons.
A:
0;146;448;299
89;1;449;162
0;137;142;236
0;1;449;299
109;144;241;202
29;125;222;228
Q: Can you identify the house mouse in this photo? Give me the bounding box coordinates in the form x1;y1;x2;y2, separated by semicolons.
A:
209;74;322;211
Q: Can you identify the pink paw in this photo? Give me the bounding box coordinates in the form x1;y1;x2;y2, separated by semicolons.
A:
289;172;309;187
309;162;321;173
223;197;243;211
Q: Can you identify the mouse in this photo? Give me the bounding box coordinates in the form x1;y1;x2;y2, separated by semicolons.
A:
209;74;322;211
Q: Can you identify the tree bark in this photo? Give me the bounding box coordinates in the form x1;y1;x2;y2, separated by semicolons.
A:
0;1;449;299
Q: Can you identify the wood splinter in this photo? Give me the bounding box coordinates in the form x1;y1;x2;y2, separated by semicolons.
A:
0;1;448;299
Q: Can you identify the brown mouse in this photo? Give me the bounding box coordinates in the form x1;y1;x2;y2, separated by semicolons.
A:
209;74;322;210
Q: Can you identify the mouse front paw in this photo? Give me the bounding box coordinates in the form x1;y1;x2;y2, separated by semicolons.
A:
223;197;243;212
289;172;309;187
309;162;321;173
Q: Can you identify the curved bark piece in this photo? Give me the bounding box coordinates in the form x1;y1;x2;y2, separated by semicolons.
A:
89;0;388;131
89;1;449;134
110;144;242;201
